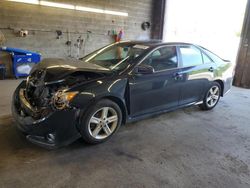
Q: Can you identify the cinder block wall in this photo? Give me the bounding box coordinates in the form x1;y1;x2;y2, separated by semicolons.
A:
0;0;153;59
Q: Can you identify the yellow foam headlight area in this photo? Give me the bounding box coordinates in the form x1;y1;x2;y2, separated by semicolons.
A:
53;91;79;110
64;92;78;102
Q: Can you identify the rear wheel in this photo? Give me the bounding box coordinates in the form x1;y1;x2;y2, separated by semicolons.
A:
79;99;122;144
199;82;221;110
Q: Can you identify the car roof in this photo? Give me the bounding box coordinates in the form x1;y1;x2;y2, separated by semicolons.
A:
119;40;198;48
117;40;225;62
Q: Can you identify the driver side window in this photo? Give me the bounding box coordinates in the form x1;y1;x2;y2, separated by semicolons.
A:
141;46;178;72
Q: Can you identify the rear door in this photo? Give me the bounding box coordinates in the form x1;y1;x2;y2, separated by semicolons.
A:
129;45;183;117
177;45;215;105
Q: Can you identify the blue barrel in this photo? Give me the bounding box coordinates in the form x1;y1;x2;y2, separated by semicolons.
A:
0;47;41;78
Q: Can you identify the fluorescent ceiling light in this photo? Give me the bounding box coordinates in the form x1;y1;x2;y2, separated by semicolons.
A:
7;0;39;4
104;10;128;16
75;6;104;14
6;0;128;17
40;1;74;10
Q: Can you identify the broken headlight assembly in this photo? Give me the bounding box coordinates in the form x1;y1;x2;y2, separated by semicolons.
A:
52;90;78;110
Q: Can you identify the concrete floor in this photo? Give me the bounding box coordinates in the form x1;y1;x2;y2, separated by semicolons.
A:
0;80;250;188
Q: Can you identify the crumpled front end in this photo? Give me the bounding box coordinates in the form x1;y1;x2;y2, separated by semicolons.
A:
12;78;81;149
11;59;108;149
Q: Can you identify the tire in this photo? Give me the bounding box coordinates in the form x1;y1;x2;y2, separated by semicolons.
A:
199;82;221;111
79;99;122;144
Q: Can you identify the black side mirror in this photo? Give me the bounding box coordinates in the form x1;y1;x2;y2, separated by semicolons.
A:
134;64;154;74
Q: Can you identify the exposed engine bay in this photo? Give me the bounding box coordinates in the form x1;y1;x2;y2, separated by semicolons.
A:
23;68;104;119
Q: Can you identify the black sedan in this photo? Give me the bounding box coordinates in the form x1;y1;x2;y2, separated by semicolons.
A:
12;41;234;148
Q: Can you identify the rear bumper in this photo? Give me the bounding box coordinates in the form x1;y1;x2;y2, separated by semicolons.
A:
222;77;233;96
12;81;81;149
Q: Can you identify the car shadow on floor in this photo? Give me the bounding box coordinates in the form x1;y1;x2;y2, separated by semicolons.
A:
0;105;201;159
0;113;124;154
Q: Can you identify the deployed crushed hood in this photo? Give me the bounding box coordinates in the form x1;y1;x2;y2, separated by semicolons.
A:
30;58;110;83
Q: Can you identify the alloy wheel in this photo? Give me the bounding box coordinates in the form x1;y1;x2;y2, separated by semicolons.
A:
88;107;118;140
206;86;220;107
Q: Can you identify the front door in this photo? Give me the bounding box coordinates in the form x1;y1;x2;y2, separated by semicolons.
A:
129;45;182;117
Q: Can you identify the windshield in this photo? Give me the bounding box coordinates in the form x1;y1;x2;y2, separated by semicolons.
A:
80;43;148;71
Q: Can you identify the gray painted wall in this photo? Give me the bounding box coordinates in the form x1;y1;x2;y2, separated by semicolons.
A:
0;0;153;59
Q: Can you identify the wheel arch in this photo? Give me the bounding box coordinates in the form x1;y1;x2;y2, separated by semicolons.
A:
76;94;128;134
214;79;224;96
101;96;128;125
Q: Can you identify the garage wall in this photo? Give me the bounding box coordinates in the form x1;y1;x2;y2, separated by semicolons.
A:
0;0;153;58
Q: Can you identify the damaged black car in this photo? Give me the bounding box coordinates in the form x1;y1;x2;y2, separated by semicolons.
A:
12;41;233;149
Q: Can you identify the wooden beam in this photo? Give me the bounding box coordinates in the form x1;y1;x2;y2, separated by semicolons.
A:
233;0;250;88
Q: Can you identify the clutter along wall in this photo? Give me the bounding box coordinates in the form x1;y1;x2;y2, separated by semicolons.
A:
0;0;153;59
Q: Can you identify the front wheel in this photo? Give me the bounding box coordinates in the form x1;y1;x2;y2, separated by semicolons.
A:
199;82;221;110
79;99;122;144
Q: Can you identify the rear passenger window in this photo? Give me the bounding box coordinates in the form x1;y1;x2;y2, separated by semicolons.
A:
202;52;212;63
202;48;224;63
179;46;203;67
